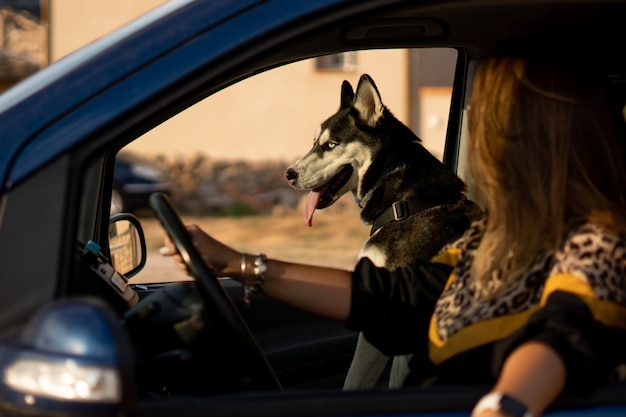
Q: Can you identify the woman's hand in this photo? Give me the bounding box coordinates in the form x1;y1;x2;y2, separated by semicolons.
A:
160;223;354;321
160;224;242;280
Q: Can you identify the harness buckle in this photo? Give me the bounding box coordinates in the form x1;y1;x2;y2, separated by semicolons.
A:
392;201;410;221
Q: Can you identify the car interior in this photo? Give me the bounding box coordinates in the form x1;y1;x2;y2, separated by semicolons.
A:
6;1;626;416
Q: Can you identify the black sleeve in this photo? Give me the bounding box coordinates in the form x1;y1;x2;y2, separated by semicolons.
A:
346;257;451;356
492;291;626;396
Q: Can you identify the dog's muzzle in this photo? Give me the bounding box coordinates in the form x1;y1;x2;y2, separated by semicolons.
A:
285;167;298;186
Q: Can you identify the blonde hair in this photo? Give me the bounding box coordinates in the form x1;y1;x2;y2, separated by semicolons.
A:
467;56;626;294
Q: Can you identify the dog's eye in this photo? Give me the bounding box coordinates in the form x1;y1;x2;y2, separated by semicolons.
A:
324;141;338;150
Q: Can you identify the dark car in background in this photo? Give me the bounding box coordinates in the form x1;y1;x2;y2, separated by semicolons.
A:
0;1;625;417
112;153;170;214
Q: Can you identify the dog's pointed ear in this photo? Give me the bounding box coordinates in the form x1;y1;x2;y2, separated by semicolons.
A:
340;80;355;110
353;74;384;127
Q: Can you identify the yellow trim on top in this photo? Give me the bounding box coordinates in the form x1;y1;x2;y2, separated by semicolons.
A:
428;306;539;364
428;272;626;364
431;248;462;291
431;248;462;267
543;273;626;330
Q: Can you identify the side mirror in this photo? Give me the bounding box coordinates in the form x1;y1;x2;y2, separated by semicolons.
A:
108;213;146;278
0;298;135;416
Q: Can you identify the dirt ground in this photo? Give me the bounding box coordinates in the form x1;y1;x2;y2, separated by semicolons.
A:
132;195;371;284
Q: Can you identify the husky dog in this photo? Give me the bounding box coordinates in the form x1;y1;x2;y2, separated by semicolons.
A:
285;74;481;390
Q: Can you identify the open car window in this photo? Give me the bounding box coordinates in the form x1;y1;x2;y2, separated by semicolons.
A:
115;48;458;285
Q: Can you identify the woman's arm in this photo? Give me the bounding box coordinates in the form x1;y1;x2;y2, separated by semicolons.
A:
255;258;353;321
161;224;354;321
473;341;566;417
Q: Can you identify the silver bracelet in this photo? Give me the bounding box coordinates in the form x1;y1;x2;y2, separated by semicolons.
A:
240;253;267;305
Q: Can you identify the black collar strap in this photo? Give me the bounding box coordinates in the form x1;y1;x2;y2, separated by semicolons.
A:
370;198;444;236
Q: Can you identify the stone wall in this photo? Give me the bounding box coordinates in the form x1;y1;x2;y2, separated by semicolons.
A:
149;153;302;216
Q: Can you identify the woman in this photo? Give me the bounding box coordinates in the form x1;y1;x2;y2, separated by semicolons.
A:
162;56;626;417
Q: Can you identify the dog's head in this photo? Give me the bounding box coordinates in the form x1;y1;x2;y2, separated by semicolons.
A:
285;74;387;226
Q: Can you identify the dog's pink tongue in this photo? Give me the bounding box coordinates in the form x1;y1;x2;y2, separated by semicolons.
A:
304;190;322;227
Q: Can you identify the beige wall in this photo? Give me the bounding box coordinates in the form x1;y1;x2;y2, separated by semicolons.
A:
128;50;409;161
50;0;168;60
419;87;453;161
49;1;449;161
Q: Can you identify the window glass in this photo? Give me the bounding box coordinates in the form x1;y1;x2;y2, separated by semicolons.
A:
315;52;357;71
117;49;457;284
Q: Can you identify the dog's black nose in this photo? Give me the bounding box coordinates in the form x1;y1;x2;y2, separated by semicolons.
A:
285;168;298;185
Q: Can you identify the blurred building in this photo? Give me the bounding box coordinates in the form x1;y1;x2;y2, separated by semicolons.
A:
0;0;48;91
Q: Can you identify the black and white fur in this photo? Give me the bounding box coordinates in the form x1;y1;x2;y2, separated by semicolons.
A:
285;74;481;389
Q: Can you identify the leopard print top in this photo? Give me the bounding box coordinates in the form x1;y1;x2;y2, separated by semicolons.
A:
433;218;626;342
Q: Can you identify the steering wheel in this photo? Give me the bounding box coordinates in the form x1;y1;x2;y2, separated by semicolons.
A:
149;192;282;391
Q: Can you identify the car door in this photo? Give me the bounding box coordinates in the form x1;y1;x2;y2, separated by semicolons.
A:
120;47;459;389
